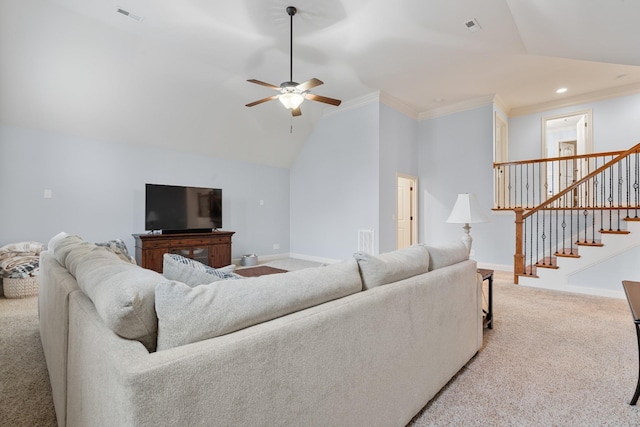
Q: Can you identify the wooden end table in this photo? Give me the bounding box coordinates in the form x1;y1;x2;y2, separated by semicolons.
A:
478;268;493;329
622;280;640;405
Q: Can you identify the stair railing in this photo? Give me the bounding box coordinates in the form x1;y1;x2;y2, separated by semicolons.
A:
494;148;637;210
509;142;640;283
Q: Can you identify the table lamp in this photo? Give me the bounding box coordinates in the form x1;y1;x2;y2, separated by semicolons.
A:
446;193;489;253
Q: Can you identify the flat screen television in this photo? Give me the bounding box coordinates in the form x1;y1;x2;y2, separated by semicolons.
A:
145;183;222;233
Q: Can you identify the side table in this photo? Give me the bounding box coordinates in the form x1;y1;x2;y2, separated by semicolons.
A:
622;280;640;405
477;268;493;329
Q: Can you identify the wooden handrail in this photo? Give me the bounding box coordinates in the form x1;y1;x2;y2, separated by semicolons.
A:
494;148;628;168
522;142;640;220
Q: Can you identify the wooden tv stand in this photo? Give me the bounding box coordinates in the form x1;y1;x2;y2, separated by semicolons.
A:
133;231;235;273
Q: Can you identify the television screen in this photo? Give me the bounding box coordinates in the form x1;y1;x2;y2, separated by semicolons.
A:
145;184;222;233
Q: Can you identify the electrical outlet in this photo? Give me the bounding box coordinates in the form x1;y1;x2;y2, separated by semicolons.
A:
469;249;476;257
273;243;280;250
43;189;52;198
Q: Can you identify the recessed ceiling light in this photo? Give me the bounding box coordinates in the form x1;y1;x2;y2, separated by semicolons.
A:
556;88;568;94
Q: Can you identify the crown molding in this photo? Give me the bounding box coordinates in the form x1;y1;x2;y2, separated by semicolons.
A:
417;94;495;121
322;91;420;120
321;91;380;118
379;92;419;119
492;94;510;116
509;82;640;117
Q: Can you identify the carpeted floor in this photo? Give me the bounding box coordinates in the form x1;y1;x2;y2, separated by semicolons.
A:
408;270;640;426
0;296;57;426
2;268;640;426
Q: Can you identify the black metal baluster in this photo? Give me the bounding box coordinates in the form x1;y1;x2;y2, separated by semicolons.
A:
635;152;640;218
538;211;547;265
609;162;614;230
561;208;567;254
618;159;624;231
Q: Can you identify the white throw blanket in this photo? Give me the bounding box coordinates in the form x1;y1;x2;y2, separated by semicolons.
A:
0;241;44;278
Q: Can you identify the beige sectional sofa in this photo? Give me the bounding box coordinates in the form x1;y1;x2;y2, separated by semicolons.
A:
39;233;482;427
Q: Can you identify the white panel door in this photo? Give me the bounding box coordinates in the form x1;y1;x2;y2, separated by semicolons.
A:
397;177;412;249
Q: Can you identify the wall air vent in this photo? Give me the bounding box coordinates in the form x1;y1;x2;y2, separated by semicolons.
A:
358;229;374;255
116;7;144;22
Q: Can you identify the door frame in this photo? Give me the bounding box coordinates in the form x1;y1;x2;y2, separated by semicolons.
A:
494;112;509;208
541;109;593;203
396;173;418;249
541;109;593;159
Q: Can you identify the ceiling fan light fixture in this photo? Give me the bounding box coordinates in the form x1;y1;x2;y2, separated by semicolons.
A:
279;92;305;110
245;6;341;116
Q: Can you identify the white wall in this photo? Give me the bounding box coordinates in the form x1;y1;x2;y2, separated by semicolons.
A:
0;124;290;258
418;105;512;266
378;104;419;253
289;103;379;261
509;93;640;161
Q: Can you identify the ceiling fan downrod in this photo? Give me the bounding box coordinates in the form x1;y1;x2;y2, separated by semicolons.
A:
287;6;296;85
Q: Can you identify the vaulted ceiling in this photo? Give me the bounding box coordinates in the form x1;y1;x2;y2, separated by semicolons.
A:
2;0;640;168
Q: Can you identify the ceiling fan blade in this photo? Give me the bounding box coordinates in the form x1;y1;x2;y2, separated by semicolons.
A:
247;79;281;91
246;95;279;107
296;78;323;91
291;107;302;117
305;93;342;106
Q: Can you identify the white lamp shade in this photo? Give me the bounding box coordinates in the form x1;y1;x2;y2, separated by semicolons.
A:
279;92;304;110
446;193;489;224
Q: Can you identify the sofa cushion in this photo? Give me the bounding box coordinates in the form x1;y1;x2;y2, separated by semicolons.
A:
353;245;430;290
162;253;240;287
425;241;469;271
155;259;363;351
52;235;162;352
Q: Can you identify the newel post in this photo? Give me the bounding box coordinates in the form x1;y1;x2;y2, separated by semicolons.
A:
514;208;524;284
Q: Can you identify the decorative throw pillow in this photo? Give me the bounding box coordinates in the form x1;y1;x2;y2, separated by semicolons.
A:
425;241;469;271
353;245;430;290
162;253;240;287
155;259;363;351
95;239;136;264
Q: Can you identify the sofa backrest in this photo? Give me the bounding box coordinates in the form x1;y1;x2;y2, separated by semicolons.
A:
354;245;430;290
155;259;363;351
51;235;164;352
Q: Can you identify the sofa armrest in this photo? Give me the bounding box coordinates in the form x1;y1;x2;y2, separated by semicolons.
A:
38;251;81;427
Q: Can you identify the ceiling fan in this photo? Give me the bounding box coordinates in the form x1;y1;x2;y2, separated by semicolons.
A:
245;6;341;117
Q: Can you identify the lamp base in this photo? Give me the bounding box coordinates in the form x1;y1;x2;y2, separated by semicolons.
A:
461;223;472;255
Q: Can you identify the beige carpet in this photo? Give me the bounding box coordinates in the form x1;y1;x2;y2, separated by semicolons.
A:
409;270;640;426
2;270;640;426
0;296;56;426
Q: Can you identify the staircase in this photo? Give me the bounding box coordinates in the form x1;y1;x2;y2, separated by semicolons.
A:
494;142;640;297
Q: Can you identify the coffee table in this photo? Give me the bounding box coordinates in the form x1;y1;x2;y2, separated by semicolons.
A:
236;265;288;278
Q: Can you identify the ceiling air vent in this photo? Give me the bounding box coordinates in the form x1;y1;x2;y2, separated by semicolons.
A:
116;7;143;22
464;18;481;32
